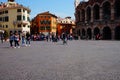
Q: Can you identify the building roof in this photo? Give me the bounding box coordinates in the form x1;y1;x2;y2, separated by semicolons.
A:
0;1;31;12
37;11;57;18
57;16;75;24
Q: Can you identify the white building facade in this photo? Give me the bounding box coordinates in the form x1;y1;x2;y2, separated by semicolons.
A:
0;0;31;34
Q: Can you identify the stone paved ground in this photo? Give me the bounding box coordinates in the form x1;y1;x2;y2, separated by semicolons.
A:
0;40;120;80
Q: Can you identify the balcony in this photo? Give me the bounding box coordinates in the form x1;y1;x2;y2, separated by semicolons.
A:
16;20;30;25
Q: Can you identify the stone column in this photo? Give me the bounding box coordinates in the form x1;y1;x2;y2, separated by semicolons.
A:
111;25;115;40
85;9;87;23
100;7;103;21
111;4;115;20
80;10;82;22
91;8;93;22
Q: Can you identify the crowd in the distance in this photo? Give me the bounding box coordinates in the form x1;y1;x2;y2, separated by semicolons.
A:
0;31;74;48
31;32;73;43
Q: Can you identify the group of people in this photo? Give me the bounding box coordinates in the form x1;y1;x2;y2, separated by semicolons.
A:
9;32;31;48
31;32;73;45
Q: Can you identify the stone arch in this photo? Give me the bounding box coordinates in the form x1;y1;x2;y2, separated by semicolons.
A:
93;4;100;20
81;28;86;39
114;0;120;19
94;27;100;35
102;26;112;40
81;9;85;22
86;6;91;22
77;10;80;21
77;29;81;36
115;26;120;40
87;28;92;39
102;1;111;20
94;27;100;40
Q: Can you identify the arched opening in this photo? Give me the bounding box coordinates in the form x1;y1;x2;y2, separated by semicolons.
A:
94;27;100;40
114;0;120;19
77;11;80;22
87;28;92;39
86;7;91;22
77;29;81;36
81;29;86;39
81;9;85;22
115;26;120;40
93;4;100;20
102;1;111;20
103;27;112;40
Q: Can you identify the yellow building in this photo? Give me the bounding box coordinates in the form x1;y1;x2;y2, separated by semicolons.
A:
0;0;31;35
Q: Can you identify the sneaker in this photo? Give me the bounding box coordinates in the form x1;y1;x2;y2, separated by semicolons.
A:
18;46;20;48
14;47;16;48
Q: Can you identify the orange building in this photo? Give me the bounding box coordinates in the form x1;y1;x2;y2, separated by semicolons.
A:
31;11;57;35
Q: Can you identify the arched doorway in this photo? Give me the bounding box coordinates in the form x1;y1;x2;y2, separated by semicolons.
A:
114;0;120;19
103;27;112;40
102;1;111;20
81;9;85;22
115;26;120;40
81;29;86;39
87;28;92;39
86;7;91;22
93;4;100;20
94;27;100;40
77;29;81;36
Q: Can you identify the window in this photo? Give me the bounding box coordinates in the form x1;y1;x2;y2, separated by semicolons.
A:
0;17;2;21
23;16;25;20
2;11;4;14
17;9;21;12
48;16;50;18
40;26;45;30
23;25;26;27
23;9;25;12
0;25;2;28
5;10;8;14
27;11;30;14
4;16;9;22
17;15;22;21
27;17;30;21
6;25;8;28
46;26;51;30
48;21;51;24
40;21;43;24
17;24;21;28
2;17;4;22
0;12;2;15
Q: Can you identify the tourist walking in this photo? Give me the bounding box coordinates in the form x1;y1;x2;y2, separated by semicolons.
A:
26;32;31;46
0;33;4;43
14;32;20;48
9;32;14;48
21;31;26;46
62;32;67;45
